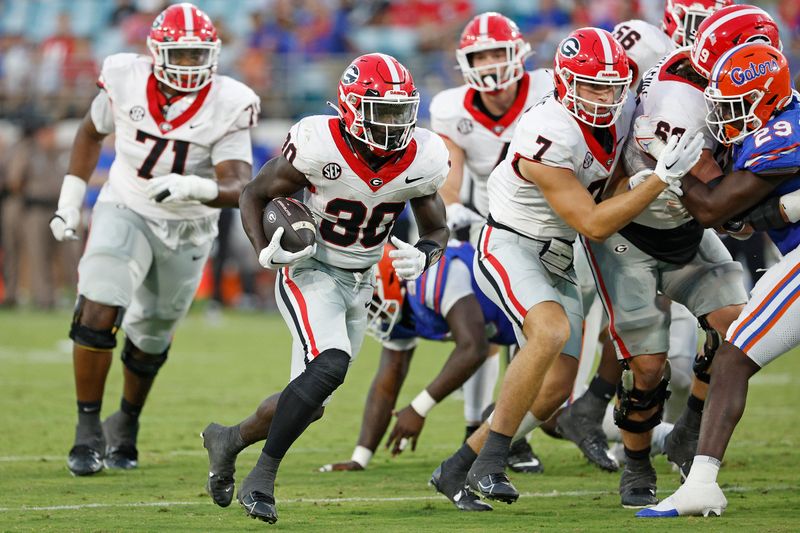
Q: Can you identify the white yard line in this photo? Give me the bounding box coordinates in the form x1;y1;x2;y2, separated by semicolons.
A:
0;485;794;513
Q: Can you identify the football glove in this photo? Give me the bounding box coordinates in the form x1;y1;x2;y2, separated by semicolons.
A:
146;173;218;204
258;227;316;270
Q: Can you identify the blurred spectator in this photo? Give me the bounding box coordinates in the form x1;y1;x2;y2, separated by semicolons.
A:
6;117;79;309
109;0;139;26
0;133;22;307
36;13;78;98
120;0;166;52
1;34;35;115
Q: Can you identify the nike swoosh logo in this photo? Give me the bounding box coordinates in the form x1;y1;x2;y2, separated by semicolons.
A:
225;487;232;493
192;255;204;261
405;176;425;184
665;162;676;170
190;123;203;129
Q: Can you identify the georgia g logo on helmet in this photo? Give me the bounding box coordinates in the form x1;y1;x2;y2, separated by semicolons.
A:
560;37;581;58
342;65;359;85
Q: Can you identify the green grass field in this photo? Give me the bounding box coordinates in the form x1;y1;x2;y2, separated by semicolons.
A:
1;308;799;532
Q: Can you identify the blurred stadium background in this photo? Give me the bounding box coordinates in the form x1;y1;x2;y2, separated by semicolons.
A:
0;0;798;311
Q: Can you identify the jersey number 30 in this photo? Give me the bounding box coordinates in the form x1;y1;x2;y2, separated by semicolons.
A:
320;199;405;248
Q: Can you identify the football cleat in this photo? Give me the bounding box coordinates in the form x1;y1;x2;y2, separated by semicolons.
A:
467;471;519;504
663;412;700;482
102;410;139;470
67;444;104;476
202;423;240;507
620;458;658;508
636;479;726;517
507;439;543;474
429;464;493;511
239;490;278;524
556;395;619;472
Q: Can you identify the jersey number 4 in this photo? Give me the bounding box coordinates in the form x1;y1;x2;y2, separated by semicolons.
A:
320;199;406;248
136;130;189;179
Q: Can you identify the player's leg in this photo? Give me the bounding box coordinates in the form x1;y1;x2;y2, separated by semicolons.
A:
640;246;800;518
68;204;152;476
661;230;747;478
462;346;500;440
104;235;212;469
237;263;369;523
320;345;415;471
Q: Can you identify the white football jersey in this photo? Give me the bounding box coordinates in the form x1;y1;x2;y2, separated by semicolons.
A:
488;91;635;241
429;69;554;216
93;53;259;222
624;48;719;229
612;20;676;90
286;116;449;270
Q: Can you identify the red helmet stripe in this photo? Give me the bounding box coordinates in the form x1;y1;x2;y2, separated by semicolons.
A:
182;3;195;35
377;53;401;84
695;7;767;62
594;28;614;72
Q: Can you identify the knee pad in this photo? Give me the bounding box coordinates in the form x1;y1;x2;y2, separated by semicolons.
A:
69;295;125;350
121;337;168;378
693;316;720;384
289;349;350;406
614;364;672;433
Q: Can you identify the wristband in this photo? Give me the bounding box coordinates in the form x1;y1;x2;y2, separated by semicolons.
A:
410;389;437;418
351;445;373;468
415;239;443;269
58;174;88;209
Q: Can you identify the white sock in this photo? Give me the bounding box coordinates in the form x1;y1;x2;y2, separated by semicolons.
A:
351;445;373;468
463;354;499;423
512;411;544;441
686;455;721;484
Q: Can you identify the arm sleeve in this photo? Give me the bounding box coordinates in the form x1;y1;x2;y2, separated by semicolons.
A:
89;91;115;135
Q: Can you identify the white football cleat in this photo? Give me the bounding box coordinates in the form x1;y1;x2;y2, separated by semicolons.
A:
636;479;727;518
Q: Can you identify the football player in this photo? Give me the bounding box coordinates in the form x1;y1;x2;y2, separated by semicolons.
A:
49;3;259;476
429;27;704;510
430;11;553;462
201;53;450;524
318;241;522;490
582;5;781;508
639;42;797;518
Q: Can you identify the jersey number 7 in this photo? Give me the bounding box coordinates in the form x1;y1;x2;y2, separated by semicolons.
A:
136;129;189;179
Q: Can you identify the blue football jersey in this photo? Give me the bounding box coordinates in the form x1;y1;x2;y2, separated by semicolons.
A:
387;241;517;346
733;97;800;255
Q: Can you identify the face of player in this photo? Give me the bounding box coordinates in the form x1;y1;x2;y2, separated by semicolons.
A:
575;82;624;118
362;99;418;151
166;48;211;67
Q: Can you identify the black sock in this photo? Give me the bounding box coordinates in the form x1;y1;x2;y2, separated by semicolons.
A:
471;430;512;474
624;446;651;461
587;374;616;402
243;451;282;499
77;400;101;415
464;425;479;442
445;443;478;472
76;401;102;446
120;398;142;419
263;383;321;459
687;394;704;415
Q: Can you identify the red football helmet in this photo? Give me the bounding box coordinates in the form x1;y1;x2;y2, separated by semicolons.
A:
366;244;405;341
691;4;782;79
147;2;220;92
662;0;732;47
456;12;532;92
337;53;419;153
704;43;792;145
553;28;632;128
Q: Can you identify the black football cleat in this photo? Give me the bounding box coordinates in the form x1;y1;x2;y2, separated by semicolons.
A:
102;411;139;470
620;458;659;509
67;444;104;476
429;464;492;511
556;396;619;473
467;471;519;504
507;439;543;474
239;490;278;524
663;410;701;483
202;423;239;507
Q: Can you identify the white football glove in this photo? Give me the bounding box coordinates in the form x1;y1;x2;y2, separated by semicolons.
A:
445;202;483;231
628;168;683;197
258;227;316;270
50;174;87;241
653;132;705;187
389;236;427;281
633;114;667;160
145;173;218;204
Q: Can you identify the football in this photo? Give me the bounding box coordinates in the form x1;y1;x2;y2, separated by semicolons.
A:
262;197;316;253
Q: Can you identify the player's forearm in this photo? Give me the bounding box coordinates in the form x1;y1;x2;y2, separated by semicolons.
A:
678;175;725;227
239;180;270;252
207;160;251;208
582;175;666;241
67;119;105;181
356;349;411;450
424;341;487;403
